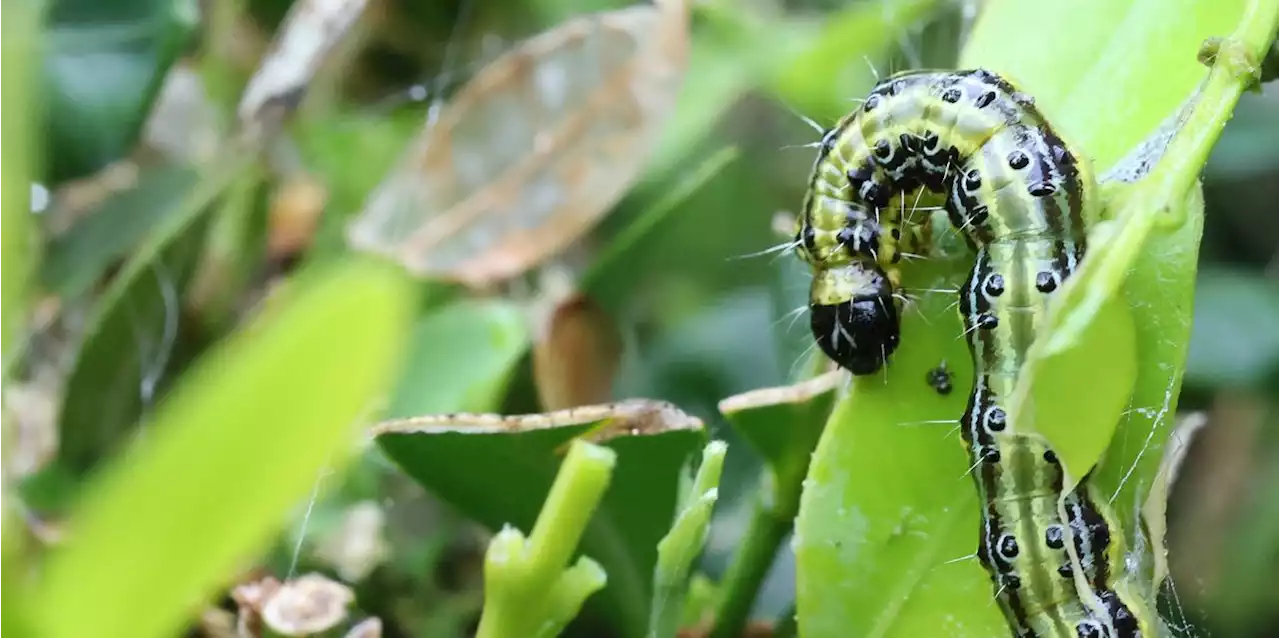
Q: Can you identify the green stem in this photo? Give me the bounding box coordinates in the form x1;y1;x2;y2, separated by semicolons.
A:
524;441;616;580
475;440;615;638
0;0;41;579
707;490;792;638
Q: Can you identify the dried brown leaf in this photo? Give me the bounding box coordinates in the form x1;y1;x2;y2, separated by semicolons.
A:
237;0;371;135
347;0;690;287
259;573;355;637
3;381;59;478
268;174;328;260
532;291;623;411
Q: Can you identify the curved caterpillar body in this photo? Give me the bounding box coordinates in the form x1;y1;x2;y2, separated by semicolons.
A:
795;69;1152;637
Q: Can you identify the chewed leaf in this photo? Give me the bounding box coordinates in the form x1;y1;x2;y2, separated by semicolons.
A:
347;0;690;287
373;399;705;638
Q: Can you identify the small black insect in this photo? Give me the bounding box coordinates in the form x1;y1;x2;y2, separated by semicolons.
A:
925;362;953;395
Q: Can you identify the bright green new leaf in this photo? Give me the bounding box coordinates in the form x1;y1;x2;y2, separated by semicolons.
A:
29;257;415;638
374;400;706;638
649;441;726;638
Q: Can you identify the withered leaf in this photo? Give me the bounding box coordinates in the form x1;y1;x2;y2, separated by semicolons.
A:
347;0;690;287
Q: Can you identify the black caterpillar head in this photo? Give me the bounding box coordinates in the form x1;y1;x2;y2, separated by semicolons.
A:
808;262;901;375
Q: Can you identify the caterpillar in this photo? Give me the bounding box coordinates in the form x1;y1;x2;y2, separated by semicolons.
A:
794;69;1153;637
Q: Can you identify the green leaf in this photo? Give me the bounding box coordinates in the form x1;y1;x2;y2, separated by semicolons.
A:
383;299;530;419
28;256;416;638
3;6;46;630
373;400;707;638
1184;268;1279;387
960;0;1259;171
1024;294;1137;483
42;163;198;299
718;370;840;514
766;0;943;122
43;0;197;182
54;206;207;475
54;157;256;475
707;370;842;638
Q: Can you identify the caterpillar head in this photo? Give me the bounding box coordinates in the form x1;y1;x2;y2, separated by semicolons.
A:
808;262;901;375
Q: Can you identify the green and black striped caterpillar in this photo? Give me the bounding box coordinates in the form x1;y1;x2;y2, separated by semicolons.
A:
794;69;1153;638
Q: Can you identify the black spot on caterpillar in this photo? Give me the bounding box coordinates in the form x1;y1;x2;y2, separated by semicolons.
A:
794;69;1153;637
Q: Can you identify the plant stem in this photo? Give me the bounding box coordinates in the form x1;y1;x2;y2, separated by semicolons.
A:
649;441;727;638
1;6;41;633
475;440;614;638
524;441;616;580
707;489;792;638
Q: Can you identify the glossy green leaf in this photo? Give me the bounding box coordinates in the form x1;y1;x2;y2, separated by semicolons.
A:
960;0;1258;171
29;256;416;638
373;400;707;638
43;0;197;182
718;370;840;513
1018;290;1136;483
382;299;530;419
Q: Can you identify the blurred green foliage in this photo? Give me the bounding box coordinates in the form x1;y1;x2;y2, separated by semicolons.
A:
3;0;1276;637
